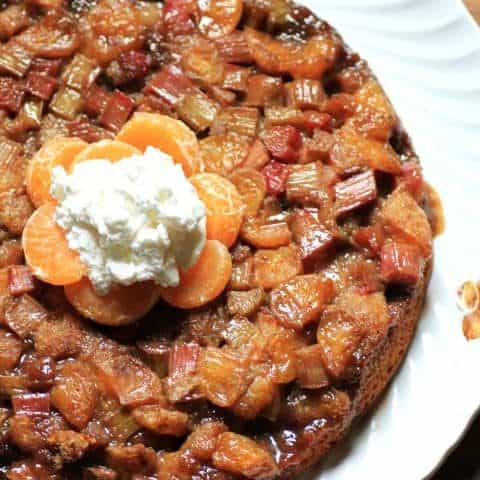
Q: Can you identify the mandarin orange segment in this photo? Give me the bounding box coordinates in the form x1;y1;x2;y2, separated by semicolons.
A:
160;240;232;309
64;278;161;326
71;140;141;170
26;137;87;207
22;203;85;286
116;112;201;177
198;0;243;39
190;173;244;248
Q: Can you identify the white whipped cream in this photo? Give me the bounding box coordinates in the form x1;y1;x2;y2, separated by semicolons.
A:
51;147;206;295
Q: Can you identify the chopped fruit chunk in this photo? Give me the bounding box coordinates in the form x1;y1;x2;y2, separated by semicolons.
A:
331;127;402;175
0;328;23;370
72;140;141;169
286;162;332;207
161;240;232;309
253;244;302;290
99;90;135;132
334;170;377;217
353;224;385;256
199;134;249;176
233;375;277;420
132;405;188;437
397;160;424;201
262;126;302;163
25;72;57;101
198;347;248;407
230;168;266;216
211;106;259;138
198;0;243;39
212;432;278;479
295;344;330;389
380;188;433;256
245;27;339;79
8;266;35;296
347;79;397;141
270;275;335;330
22;203;86;286
244;138;270;171
177;92;220;132
215;31;253;64
190;173;244;247
4;294;49;339
116;113;200;177
169;342;200;377
241;197;291;248
380;242;423;286
227;288;264;317
286;79;326;109
64;278;161;326
26;137;87;207
0;77;25;113
145;64;195;106
51;361;98;430
262;161;290;196
244;74;284;107
12;393;50;416
290;209;336;263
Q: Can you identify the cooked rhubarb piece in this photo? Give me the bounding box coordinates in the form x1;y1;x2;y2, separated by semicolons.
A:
50;86;83;120
0;328;23;371
62;54;99;92
262;125;302;163
0;77;25;113
7;266;35;296
222;64;251;91
286;162;332;206
145;65;196;107
181;42;224;86
25;72;57;101
198;0;243;39
396;160;424;201
211;106;259;138
353;224;385;256
262;160;290;196
176;92;220;132
286;79;326;110
291;208;336;263
0;43;32;77
380;188;433;256
4;294;49;339
98;90;135;132
244;74;284;107
110;50;151;85
380;242;423;286
334;170;377;218
215;30;253;64
169;342;200;378
12;393;50;416
162;0;198;38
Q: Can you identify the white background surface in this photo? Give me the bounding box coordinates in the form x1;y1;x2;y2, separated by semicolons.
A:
297;1;480;479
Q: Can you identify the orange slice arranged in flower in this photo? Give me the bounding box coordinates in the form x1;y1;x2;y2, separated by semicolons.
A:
116;113;201;177
71;140;141;169
22;203;85;286
160;240;232;309
190;173;244;248
65;278;161;326
26;137;87;208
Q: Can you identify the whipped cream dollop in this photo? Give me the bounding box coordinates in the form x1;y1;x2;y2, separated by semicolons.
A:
51;147;206;295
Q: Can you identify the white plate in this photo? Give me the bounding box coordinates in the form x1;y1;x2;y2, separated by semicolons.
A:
296;1;480;479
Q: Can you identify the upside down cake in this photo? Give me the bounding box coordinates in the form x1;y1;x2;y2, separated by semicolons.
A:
0;0;434;478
